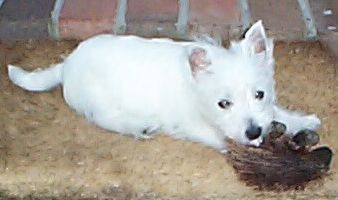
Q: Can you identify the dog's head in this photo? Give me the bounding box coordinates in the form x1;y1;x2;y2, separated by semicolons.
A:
189;21;276;146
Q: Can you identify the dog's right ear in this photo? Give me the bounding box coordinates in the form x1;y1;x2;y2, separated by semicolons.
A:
242;20;274;62
188;47;212;76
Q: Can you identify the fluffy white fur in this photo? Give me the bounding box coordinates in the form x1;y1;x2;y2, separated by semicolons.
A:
8;21;320;149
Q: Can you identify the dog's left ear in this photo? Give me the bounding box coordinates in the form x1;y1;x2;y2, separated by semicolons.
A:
243;20;273;61
188;47;212;76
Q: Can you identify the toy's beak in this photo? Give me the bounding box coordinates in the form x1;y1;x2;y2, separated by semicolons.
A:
249;136;263;147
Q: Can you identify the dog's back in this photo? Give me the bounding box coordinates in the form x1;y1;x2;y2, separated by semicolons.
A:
61;35;200;135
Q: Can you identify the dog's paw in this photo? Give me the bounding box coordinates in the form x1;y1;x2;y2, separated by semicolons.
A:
293;129;320;148
268;121;286;138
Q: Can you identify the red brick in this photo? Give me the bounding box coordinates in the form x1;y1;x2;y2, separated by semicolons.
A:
127;0;178;22
126;22;177;38
59;0;117;39
249;0;306;41
189;0;240;25
188;24;229;41
188;0;241;41
310;0;338;34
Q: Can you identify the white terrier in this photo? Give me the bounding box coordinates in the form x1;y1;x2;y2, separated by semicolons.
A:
8;21;320;149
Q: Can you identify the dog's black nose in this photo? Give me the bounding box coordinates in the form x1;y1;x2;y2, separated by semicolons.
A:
245;125;262;140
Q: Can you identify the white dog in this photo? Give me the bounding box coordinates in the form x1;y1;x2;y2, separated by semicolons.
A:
8;21;320;149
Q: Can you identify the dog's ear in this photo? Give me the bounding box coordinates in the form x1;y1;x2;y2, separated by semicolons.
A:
243;20;273;60
188;47;212;75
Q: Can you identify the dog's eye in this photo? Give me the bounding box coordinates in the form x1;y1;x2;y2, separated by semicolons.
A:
218;100;232;109
255;91;264;100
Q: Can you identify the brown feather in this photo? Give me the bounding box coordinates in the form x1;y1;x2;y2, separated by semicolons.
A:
225;122;333;190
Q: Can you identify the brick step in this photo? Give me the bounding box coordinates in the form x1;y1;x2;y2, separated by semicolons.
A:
55;0;337;42
58;0;242;41
249;0;306;41
311;0;338;59
0;0;55;40
55;0;312;41
59;0;118;40
310;0;337;34
319;32;338;59
0;0;337;58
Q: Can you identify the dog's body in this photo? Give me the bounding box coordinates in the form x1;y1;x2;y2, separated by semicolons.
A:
8;21;320;149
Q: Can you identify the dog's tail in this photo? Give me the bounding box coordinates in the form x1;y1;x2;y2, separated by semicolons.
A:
8;63;63;92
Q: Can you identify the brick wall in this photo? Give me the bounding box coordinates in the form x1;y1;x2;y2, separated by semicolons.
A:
0;0;337;44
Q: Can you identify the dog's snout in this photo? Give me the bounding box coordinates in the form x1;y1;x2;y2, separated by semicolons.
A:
245;124;262;140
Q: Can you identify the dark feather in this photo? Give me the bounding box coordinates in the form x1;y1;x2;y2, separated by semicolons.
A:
225;122;333;190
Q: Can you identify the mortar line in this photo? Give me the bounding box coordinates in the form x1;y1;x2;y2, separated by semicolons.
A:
0;0;5;8
176;0;189;37
239;0;251;31
113;0;127;34
48;0;65;40
297;0;317;40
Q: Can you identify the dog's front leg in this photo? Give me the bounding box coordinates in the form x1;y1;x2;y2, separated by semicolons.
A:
273;105;321;135
176;123;225;150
